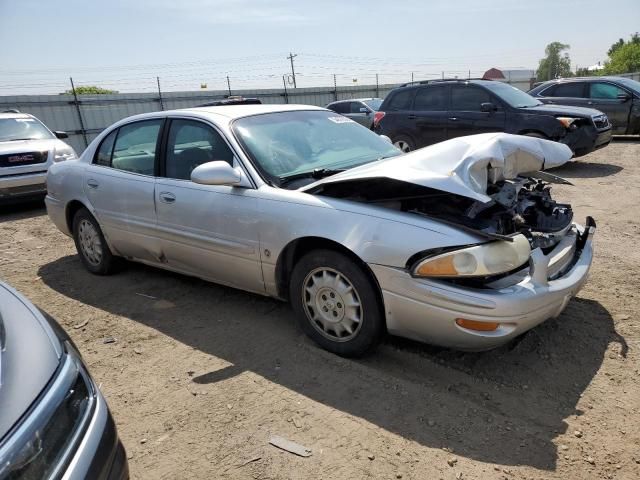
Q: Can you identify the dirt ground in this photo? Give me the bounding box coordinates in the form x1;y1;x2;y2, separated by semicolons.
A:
1;139;639;480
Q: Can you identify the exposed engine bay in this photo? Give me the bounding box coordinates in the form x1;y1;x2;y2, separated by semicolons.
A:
309;174;574;251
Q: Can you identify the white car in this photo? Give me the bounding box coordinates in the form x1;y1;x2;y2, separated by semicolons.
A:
0;111;77;203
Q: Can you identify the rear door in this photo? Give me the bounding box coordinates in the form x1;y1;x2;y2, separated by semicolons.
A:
588;81;632;133
447;85;505;139
411;85;449;146
85;119;163;262
154;118;263;292
538;82;589;108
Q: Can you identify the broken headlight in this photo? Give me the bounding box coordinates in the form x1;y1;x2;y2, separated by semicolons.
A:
412;234;531;278
556;117;580;130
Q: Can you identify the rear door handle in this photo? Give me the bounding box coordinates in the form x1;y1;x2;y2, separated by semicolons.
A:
159;192;176;204
449;117;458;121
87;179;99;189
407;114;417;120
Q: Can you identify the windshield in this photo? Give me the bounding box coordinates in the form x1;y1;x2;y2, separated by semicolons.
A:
233;110;401;186
482;82;542;108
615;77;640;95
363;98;383;110
0;117;54;142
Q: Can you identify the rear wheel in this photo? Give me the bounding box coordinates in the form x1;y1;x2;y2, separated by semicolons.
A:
393;135;415;153
290;249;384;357
72;207;118;275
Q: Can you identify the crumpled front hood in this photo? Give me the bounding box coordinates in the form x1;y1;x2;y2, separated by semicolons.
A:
301;133;573;203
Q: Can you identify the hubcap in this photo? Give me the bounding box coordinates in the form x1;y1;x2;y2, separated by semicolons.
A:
394;140;411;152
78;219;103;266
302;267;363;342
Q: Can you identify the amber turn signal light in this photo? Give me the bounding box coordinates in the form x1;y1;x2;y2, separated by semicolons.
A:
455;318;500;332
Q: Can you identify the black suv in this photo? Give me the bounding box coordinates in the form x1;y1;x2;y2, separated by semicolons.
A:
373;79;612;157
529;76;640;135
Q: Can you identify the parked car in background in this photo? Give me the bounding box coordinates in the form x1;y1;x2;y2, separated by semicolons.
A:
326;98;383;128
373;79;612;157
528;76;640;135
0;282;128;479
46;104;595;357
0;111;77;204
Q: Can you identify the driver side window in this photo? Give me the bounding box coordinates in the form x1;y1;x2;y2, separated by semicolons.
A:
165;119;234;181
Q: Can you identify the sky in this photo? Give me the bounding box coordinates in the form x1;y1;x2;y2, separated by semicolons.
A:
0;0;638;94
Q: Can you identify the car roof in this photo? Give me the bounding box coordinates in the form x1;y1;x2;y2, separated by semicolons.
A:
179;103;326;119
0;112;32;120
539;76;629;84
328;98;381;104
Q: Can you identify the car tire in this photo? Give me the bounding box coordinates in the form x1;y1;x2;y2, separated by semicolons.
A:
290;249;385;357
72;207;118;275
392;135;415;153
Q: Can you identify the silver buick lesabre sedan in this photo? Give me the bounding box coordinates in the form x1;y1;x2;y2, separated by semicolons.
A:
45;104;595;357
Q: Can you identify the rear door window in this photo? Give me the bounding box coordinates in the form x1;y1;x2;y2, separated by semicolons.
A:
450;86;491;111
350;102;367;113
385;89;415;111
546;82;586;98
414;86;448;111
111;119;162;175
589;82;626;99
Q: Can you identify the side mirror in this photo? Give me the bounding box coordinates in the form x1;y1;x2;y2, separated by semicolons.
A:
191;161;242;186
617;92;631;101
54;131;69;139
480;102;497;112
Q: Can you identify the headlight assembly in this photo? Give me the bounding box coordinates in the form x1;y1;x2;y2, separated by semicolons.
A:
556;117;580;130
53;145;77;162
412;234;531;278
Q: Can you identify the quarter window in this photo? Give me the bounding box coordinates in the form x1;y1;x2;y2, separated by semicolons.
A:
386;89;414;111
111;120;162;175
547;82;585;98
165;119;234;181
328;102;349;114
414;87;448;111
590;83;625;99
94;129;117;167
450;86;491;111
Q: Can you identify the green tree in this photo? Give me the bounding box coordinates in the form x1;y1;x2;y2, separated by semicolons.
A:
536;42;573;81
61;85;118;95
604;33;640;74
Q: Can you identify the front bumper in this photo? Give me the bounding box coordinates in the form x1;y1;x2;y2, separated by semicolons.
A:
562;125;612;157
0;171;47;202
372;219;595;350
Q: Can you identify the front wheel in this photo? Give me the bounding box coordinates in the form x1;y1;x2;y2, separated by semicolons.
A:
72;207;118;275
290;249;385;357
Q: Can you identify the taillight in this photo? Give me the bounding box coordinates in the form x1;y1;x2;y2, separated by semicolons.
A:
373;111;386;128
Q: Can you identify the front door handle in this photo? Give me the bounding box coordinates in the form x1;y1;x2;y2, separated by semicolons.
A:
449;117;458;121
87;179;99;189
407;114;417;120
159;192;176;204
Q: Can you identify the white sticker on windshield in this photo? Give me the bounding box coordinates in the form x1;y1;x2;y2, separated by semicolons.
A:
15;118;35;122
328;116;354;124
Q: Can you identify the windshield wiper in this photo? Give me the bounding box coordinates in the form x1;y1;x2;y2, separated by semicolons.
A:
279;168;345;186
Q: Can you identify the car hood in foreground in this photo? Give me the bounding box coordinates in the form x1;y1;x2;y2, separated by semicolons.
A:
521;103;606;118
0;283;62;441
301;133;573;203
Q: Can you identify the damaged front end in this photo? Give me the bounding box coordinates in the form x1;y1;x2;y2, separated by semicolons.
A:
302;133;592;288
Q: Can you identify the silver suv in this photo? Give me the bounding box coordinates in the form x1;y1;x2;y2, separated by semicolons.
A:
0;111;77;203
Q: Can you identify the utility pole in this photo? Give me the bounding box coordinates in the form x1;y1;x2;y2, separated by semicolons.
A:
287;52;298;88
226;76;232;96
156;76;164;110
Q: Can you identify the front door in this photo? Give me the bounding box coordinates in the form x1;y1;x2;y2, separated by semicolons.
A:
345;101;373;127
447;85;506;139
85;119;163;262
588;82;632;134
154;118;264;293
